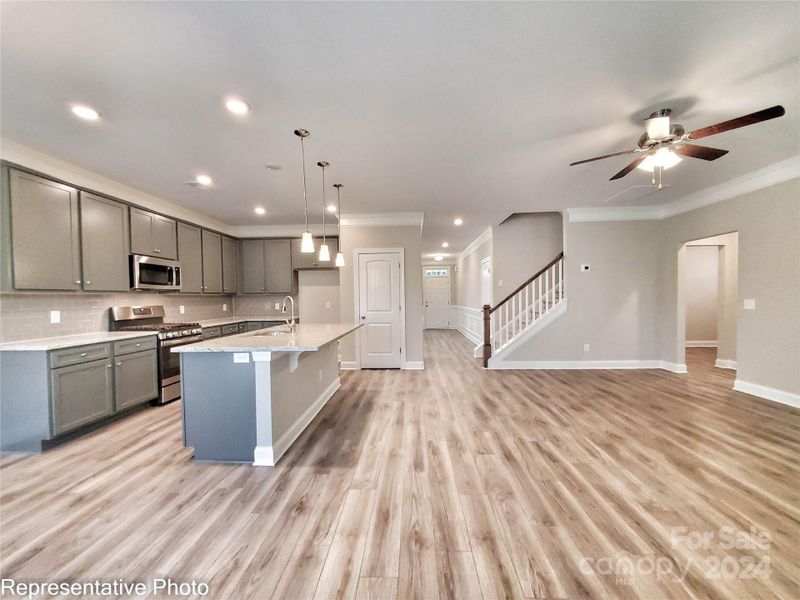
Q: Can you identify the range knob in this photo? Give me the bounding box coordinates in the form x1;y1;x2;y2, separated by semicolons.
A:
182;329;190;336
166;332;174;339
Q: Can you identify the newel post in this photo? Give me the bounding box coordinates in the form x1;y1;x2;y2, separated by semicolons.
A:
482;304;492;368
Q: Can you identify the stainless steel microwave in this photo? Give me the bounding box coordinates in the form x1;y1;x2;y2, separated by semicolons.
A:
130;255;181;291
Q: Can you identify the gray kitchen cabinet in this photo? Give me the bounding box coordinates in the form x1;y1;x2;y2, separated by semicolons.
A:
114;349;158;410
221;324;239;336
130;207;177;259
237;322;248;334
222;236;238;294
265;239;294;293
240;239;266;293
291;237;339;270
246;321;266;332
7;169;81;290
201;230;223;293
202;326;222;339
50;358;115;435
177;222;202;293
80;193;130;292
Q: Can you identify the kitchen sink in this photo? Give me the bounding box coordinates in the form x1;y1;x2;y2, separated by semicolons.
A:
249;329;292;337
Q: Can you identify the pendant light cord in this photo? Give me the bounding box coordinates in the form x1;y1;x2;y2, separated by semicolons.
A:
301;136;309;230
336;186;341;235
321;165;327;244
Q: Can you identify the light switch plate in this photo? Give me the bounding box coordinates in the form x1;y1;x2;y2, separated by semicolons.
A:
498;279;504;288
223;303;228;312
50;310;61;324
274;302;280;310
583;343;590;352
179;305;185;314
743;298;756;310
233;353;250;363
325;301;331;309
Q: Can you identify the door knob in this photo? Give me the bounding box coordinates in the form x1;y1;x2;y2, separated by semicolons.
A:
360;315;366;320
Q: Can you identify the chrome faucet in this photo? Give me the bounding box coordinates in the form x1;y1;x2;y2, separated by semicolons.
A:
281;296;296;332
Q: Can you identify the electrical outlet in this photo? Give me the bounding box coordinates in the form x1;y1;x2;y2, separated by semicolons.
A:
233;353;250;364
581;264;590;272
222;303;228;312
743;298;756;310
318;369;322;382
498;279;504;287
50;310;61;324
325;301;331;309
179;305;185;314
583;343;590;352
274;302;280;310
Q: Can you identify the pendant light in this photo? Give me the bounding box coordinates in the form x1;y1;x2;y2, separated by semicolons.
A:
317;161;331;262
294;128;315;253
333;183;345;267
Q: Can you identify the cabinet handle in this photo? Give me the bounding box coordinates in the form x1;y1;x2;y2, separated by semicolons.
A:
116;362;122;366
135;343;141;347
85;281;92;286
80;352;88;357
107;364;113;368
75;280;81;284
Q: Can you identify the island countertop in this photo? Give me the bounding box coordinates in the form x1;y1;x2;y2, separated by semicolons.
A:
172;322;361;353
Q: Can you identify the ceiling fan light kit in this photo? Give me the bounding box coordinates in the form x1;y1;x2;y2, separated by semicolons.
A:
569;104;786;188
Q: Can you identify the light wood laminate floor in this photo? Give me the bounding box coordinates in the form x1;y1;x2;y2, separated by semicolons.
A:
1;333;798;599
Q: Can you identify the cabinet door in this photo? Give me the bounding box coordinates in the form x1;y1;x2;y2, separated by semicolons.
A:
153;214;177;259
50;358;114;435
222;236;238;294
265;239;293;293
9;170;81;290
201;230;223;293
114;350;158;410
80;193;130;292
240;239;266;293
177;223;202;293
130;208;177;259
291;237;316;269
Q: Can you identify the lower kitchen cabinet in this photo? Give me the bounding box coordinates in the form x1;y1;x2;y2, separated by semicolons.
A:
114;349;158;410
50;358;115;435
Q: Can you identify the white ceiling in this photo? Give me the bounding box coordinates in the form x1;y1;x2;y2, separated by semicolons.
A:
2;2;798;259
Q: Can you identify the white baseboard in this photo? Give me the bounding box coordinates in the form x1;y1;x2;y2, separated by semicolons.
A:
404;361;425;370
340;361;359;370
685;340;718;348
715;358;737;370
253;377;341;466
733;379;800;409
489;359;687;373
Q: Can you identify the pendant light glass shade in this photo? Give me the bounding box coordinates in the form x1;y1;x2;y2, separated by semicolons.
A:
295;128;315;254
333;183;345;268
301;231;314;253
319;243;331;262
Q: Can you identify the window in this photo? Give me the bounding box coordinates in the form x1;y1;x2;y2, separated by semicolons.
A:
425;268;448;277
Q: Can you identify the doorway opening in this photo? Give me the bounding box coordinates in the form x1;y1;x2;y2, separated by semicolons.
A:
678;232;739;377
423;266;451;329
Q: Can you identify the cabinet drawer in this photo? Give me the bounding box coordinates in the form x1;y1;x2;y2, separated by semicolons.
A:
237;322;248;333
50;343;111;368
203;326;221;340
221;324;239;336
114;336;157;356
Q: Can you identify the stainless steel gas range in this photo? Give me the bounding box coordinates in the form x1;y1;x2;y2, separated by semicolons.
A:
110;305;202;404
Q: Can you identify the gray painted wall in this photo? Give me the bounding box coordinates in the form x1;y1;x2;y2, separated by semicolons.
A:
684;245;718;343
454;237;492;308
298;270;340;324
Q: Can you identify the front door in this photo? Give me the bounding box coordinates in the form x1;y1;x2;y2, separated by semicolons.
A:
424;269;450;328
358;252;402;368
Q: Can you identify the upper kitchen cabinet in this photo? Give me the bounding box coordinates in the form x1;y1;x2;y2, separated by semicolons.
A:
291;237;339;270
80;193;130;292
239;239;293;294
264;239;293;293
4;169;81;290
201;230;222;294
177;222;202;293
221;236;238;294
130;207;177;259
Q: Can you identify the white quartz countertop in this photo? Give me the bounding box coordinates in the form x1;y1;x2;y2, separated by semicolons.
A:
0;330;158;351
197;316;294;328
173;323;362;353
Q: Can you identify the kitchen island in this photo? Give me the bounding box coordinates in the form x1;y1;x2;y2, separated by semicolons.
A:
173;323;361;466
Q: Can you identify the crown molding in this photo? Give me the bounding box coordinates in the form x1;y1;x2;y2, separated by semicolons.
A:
340;212;424;227
567;155;800;223
230;224;331;238
457;227;493;261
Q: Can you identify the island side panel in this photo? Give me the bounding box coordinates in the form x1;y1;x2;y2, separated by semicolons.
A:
0;351;51;451
267;342;341;464
181;352;256;462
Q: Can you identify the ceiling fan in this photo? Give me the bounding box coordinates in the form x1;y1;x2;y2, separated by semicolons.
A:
569;105;785;188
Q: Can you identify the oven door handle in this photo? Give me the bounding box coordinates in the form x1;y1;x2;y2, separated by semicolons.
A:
161;334;204;348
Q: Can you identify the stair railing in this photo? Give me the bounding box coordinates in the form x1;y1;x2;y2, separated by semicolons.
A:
482;252;564;367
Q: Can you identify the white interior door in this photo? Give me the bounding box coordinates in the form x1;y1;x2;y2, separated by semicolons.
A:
424;270;450;328
358;252;402;368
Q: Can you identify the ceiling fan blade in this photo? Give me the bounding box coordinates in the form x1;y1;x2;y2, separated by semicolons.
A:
687;105;785;140
609;156;646;180
675;145;729;161
570;149;637;166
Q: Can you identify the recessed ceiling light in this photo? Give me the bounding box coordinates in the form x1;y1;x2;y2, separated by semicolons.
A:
195;174;213;187
225;97;250;115
442;242;449;248
254;207;266;215
454;218;463;226
327;204;337;213
71;104;100;121
434;255;444;262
